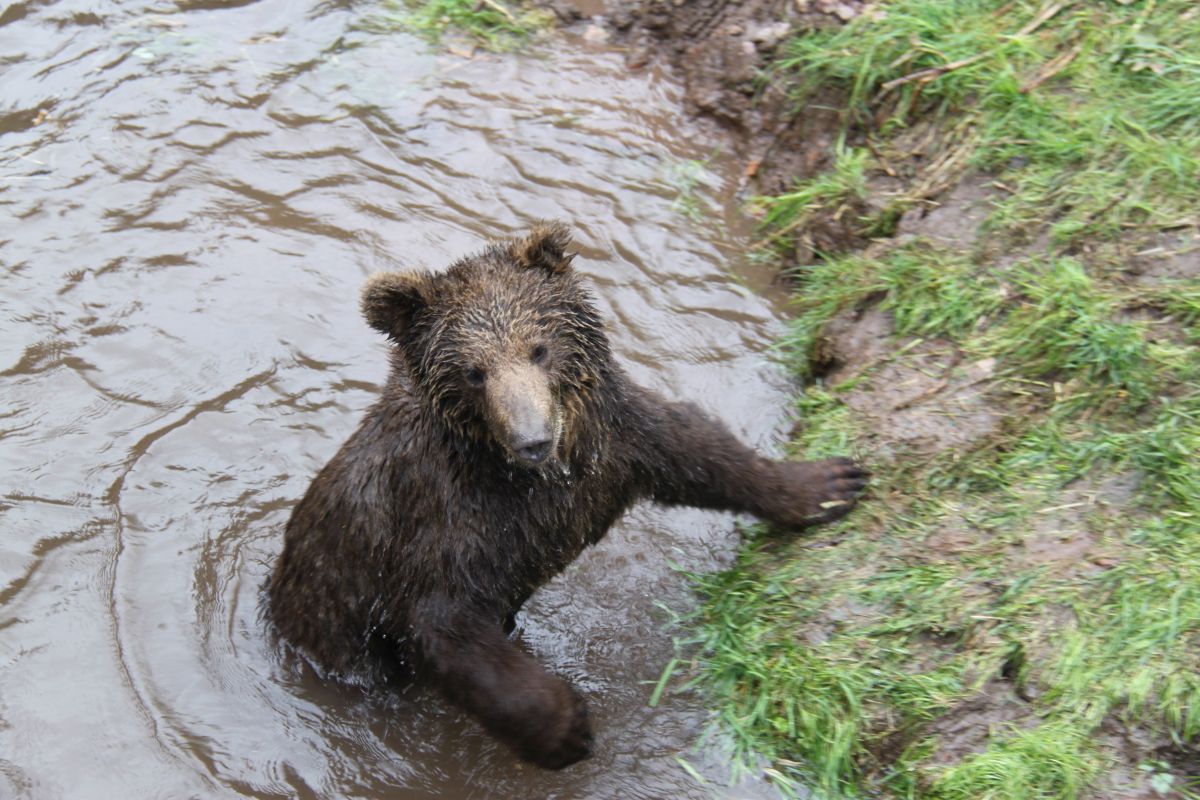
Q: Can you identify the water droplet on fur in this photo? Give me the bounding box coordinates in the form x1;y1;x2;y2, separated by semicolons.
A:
527;487;533;499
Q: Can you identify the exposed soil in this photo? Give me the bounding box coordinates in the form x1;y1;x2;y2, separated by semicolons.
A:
896;175;1002;252
1091;721;1200;800
918;680;1036;767
815;304;1007;461
1129;229;1200;286
1013;472;1143;579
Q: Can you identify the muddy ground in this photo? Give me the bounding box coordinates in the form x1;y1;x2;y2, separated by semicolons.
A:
549;0;873;193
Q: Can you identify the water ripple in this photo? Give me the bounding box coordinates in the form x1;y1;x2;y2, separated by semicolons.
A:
0;1;790;797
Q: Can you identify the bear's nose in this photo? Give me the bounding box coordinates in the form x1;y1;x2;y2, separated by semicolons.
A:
515;438;553;465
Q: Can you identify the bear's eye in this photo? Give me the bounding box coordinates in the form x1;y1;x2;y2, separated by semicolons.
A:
530;344;549;366
465;367;486;387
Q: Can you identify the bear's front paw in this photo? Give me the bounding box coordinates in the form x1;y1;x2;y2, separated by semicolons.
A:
522;689;592;770
772;457;868;528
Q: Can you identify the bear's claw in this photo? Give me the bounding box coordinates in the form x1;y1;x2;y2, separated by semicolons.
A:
772;457;868;528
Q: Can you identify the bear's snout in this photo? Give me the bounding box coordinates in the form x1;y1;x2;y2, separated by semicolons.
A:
514;436;553;465
486;364;560;466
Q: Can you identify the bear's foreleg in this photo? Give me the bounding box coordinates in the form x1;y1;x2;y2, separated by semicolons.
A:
411;594;592;769
631;394;867;529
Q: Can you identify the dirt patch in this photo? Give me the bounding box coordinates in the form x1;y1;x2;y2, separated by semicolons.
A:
815;305;894;375
896;175;1003;252
919;681;1036;768
1088;720;1198;800
799;595;884;647
1012;472;1143;578
1128;229;1200;285
812;304;1006;461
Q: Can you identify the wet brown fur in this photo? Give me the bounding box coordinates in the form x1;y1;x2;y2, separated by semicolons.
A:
267;222;866;769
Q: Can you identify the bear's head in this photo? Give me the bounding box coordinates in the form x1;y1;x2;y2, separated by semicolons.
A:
361;222;611;468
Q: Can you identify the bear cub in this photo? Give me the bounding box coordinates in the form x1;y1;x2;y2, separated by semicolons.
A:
267;223;866;769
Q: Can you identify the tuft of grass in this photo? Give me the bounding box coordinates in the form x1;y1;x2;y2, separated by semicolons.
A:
364;0;552;50
751;146;872;250
773;248;880;380
681;537;973;797
929;722;1101;800
987;257;1155;406
792;387;862;459
770;0;1200;243
878;247;1005;341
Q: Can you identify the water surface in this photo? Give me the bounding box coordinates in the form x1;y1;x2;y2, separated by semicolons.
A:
0;2;793;796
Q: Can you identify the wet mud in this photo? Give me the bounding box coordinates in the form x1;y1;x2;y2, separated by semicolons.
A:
815;305;1007;462
0;2;800;797
550;0;874;195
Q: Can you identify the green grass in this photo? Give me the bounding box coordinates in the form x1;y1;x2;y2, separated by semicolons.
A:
929;723;1100;800
988;258;1155;406
685;364;1200;795
777;243;1155;403
679;534;975;796
752;146;872;249
677;3;1200;796
364;0;552;50
878;248;1005;341
759;0;1200;246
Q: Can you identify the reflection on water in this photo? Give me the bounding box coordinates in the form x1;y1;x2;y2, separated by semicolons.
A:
0;1;792;797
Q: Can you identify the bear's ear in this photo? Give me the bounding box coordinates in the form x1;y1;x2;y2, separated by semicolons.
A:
510;221;574;275
361;271;435;339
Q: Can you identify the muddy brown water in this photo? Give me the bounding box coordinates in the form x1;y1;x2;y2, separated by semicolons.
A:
1;3;797;797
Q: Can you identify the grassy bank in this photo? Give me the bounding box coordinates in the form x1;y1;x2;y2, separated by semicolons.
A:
679;2;1200;798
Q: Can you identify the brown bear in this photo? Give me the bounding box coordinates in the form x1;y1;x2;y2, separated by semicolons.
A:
267;222;866;770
